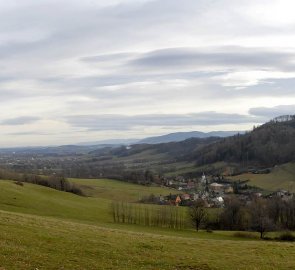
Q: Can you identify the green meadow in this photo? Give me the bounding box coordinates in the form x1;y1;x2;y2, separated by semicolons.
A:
229;162;295;193
0;179;295;269
70;178;179;202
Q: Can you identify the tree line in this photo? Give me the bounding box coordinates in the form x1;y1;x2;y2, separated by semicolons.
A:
111;194;295;239
190;196;295;238
0;168;83;195
193;118;295;167
110;201;186;229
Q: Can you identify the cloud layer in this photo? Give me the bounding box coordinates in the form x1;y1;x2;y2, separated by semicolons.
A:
0;0;295;146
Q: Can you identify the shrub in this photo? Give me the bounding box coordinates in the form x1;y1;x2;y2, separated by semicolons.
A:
278;232;295;242
14;181;24;186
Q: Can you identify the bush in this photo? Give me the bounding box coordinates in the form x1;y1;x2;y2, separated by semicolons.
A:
14;181;24;186
69;185;85;196
278;232;295;242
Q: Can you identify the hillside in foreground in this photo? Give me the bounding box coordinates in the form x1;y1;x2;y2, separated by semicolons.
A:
0;178;295;269
1;210;295;270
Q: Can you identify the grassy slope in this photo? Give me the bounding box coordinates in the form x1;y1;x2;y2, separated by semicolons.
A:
70;178;179;201
229;163;295;192
0;180;110;223
0;179;295;269
1;210;295;270
0;179;181;223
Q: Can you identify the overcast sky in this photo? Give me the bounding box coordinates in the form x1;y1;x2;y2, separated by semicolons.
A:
1;0;295;146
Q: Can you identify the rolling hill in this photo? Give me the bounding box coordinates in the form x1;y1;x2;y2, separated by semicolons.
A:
192;115;295;167
0;178;294;269
228;162;295;192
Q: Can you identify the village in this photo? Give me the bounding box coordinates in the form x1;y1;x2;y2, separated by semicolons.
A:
140;173;294;208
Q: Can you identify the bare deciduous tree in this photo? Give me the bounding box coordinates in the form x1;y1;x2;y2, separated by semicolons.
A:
250;198;275;239
188;199;207;232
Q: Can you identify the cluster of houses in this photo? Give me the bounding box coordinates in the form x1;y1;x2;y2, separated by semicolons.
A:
156;173;233;207
161;192;225;208
149;173;295;208
267;189;294;201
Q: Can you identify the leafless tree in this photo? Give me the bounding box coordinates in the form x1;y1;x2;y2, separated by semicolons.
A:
250;198;275;239
188;199;207;232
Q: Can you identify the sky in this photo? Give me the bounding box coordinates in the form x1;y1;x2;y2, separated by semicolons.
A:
1;0;295;147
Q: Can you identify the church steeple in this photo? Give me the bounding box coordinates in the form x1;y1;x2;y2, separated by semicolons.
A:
201;172;206;183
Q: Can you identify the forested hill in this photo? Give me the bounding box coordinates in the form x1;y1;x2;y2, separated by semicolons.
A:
190;115;295;167
90;115;295;169
107;136;221;159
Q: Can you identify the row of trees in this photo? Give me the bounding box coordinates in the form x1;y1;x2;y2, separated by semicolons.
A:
111;195;295;238
189;196;295;238
110;201;186;229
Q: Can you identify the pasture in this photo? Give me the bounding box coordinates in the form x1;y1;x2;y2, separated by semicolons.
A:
0;178;294;269
229;162;295;193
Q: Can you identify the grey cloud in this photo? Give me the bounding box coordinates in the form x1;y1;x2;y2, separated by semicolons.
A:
80;46;295;74
0;1;158;60
130;47;295;71
0;89;37;101
41;45;295;95
5;131;59;136
66;112;264;131
55;71;223;90
81;52;138;63
227;78;295;98
0;0;286;64
1;0;295;96
249;105;295;119
66;46;295;95
1;116;40;126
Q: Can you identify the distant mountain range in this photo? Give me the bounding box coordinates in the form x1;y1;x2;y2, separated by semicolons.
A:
137;131;242;144
0;130;242;155
77;139;139;146
77;130;242;146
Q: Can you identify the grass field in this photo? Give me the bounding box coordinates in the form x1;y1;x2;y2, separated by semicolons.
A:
70;178;180;201
1;210;295;270
0;178;295;269
229;162;295;193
